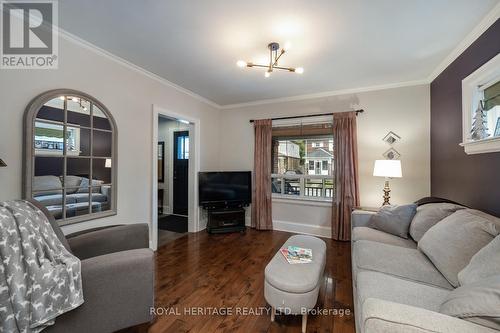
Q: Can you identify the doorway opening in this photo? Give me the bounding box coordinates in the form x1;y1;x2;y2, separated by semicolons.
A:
152;105;200;250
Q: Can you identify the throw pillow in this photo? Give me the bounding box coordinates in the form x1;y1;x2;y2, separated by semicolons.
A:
440;275;500;330
77;177;104;193
368;204;417;239
409;203;465;241
418;209;499;287
459;235;500;285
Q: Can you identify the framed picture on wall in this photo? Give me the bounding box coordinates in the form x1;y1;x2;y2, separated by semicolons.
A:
158;141;165;183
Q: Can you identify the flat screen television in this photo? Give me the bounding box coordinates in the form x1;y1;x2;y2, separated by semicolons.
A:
199;171;252;206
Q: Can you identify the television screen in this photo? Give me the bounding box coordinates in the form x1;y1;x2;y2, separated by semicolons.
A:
199;171;252;205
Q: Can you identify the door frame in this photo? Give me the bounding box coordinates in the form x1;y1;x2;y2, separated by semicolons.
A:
151;105;201;251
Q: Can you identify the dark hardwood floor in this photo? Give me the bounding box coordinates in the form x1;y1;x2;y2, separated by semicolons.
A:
128;229;355;333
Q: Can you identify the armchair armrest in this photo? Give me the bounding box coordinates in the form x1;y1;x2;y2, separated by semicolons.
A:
67;224;149;260
351;210;376;228
362;298;495;333
45;249;155;333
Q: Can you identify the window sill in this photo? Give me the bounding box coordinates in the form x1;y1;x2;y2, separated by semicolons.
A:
272;195;332;207
459;136;500;155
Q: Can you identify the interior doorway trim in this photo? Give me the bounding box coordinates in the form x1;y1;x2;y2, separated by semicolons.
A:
151;105;201;251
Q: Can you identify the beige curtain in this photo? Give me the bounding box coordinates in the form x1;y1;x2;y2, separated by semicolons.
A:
332;112;360;241
252;119;273;230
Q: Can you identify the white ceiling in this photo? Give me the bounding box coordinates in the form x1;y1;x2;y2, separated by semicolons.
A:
59;0;499;106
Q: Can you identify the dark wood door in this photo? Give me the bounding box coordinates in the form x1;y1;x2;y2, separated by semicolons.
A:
173;131;189;215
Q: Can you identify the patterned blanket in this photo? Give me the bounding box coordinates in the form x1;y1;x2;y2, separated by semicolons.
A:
0;200;83;333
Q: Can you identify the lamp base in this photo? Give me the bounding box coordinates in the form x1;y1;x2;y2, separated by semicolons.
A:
382;180;391;206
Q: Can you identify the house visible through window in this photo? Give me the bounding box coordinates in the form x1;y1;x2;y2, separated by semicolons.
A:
271;124;334;201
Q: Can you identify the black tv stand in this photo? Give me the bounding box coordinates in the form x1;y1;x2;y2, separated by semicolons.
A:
205;206;246;234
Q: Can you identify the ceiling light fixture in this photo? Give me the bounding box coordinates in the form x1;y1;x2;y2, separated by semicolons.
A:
237;42;304;78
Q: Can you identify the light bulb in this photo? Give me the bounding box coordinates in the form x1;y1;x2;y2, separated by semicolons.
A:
264;71;271;78
59;96;65;101
71;97;78;102
295;67;304;74
236;60;247;68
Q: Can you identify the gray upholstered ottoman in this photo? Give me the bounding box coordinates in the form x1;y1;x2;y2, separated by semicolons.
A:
264;235;326;333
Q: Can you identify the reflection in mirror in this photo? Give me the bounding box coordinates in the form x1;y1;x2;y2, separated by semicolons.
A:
66;126;90;156
91;185;112;213
34;122;64;156
93;130;112;157
64;188;90;219
93;105;111;130
36;97;64;123
93;158;112;184
66;97;91;127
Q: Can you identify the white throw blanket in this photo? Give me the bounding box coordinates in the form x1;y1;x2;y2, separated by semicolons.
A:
0;200;83;333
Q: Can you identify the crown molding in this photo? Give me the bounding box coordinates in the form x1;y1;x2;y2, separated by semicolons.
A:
427;2;500;82
57;28;221;109
219;79;429;109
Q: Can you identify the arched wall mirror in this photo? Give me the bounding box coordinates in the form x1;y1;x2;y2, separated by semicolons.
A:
23;89;117;225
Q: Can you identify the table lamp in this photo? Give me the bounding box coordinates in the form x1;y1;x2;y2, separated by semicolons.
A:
373;159;402;206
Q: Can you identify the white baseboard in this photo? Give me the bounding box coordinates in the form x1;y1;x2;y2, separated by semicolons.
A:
272;220;331;238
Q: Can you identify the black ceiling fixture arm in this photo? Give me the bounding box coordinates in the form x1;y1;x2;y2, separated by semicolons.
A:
249;109;364;123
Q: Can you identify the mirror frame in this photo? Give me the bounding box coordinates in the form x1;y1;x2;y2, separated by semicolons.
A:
23;89;118;225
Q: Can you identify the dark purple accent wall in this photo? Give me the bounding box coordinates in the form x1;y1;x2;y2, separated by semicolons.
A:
431;19;500;217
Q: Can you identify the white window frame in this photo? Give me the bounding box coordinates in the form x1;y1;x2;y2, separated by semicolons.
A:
461;53;500;155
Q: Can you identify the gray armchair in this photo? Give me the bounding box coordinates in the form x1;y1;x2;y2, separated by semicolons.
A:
29;200;155;333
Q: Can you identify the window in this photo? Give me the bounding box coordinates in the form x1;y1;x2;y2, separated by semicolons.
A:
271;122;334;201
461;53;500;154
177;135;189;159
24;89;117;225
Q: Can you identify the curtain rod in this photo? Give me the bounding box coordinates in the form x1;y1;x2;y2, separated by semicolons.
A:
248;109;364;123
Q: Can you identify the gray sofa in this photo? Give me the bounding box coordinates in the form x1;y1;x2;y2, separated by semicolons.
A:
30;200;155;333
351;204;500;333
33;175;110;218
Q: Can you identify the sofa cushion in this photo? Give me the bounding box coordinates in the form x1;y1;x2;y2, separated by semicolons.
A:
352;227;417;248
33;175;62;195
418;209;499;287
440;275;500;330
459;236;500;286
357;271;450;312
65;175;82;194
353;240;452;289
409;203;465;241
68;193;108;204
33;193;63;206
368;204;417;239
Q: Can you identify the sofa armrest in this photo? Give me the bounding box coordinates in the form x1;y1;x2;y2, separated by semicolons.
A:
351;210;376;228
362;298;495;333
67;224;149;260
45;249;155;333
101;185;111;202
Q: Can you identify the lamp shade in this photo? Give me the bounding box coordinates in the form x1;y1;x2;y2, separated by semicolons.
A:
105;159;112;168
373;159;402;178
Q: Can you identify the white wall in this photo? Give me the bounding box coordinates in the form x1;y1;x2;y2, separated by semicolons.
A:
219;85;430;237
0;35;220;235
